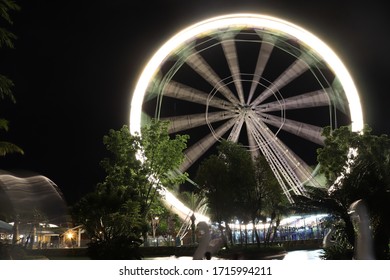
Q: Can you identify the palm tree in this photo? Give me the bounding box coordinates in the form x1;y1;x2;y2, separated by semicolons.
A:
179;190;208;244
294;125;390;259
0;119;23;155
0;0;23;156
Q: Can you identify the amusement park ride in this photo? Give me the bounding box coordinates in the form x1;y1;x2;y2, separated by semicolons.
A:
129;14;364;242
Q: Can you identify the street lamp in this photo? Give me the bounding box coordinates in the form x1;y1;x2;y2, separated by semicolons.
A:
66;230;74;248
66;232;73;240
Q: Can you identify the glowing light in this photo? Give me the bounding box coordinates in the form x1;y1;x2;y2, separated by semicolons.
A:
130;14;364;222
66;232;74;240
162;189;209;222
130;13;363;134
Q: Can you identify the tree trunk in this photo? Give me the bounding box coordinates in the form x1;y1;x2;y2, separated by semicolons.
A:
218;223;229;249
253;221;261;247
225;223;234;246
271;218;280;243
12;220;19;245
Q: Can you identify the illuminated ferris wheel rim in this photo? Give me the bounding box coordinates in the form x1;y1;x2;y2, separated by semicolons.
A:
129;13;364;223
130;13;364;136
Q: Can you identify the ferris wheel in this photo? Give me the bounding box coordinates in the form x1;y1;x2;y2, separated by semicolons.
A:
130;14;363;206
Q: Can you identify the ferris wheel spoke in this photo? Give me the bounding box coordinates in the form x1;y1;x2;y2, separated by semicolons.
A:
248;115;313;194
179;118;237;172
258;88;331;112
221;39;245;104
247;117;301;189
247;130;260;160
227;115;245;142
246;126;261;161
246;117;297;200
260;113;325;145
186;52;240;104
163;81;235;111
248;34;275;104
132;14;364;219
251;57;311;106
162;111;236;134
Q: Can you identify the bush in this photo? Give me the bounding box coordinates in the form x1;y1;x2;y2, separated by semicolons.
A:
321;245;353;260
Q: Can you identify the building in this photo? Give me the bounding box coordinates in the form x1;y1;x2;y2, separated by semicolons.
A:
0;170;71;248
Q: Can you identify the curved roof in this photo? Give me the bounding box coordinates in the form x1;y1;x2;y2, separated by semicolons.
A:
0;219;12;232
0;170;70;225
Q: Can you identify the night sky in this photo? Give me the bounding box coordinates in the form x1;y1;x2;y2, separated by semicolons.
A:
0;0;389;205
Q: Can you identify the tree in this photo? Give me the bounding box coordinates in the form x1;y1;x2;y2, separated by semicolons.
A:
252;155;289;245
195;140;258;246
294;125;390;259
0;0;19;50
179;190;208;244
195;153;231;235
0;0;23;156
148;197;181;246
72;126;146;258
139;119;189;226
72;120;189;257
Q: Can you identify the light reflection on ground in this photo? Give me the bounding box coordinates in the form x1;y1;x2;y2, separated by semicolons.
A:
283;249;324;260
146;249;324;260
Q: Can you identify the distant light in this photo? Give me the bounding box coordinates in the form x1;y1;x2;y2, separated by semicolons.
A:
66;232;73;239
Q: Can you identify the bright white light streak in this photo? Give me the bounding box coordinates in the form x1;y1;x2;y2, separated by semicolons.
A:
130;13;363;134
162;188;209;222
130;14;364;222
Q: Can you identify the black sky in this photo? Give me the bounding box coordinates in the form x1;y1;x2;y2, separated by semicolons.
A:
0;0;389;205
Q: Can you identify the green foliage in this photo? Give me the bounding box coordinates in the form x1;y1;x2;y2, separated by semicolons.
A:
72;125;143;241
0;118;23;155
179;190;207;213
0;0;18;100
320;221;354;260
148;197;181;244
195;140;253;224
72;189;144;242
295;124;390;259
0;0;22;157
99;125;146;195
195;140;289;246
0;0;20;49
0;140;23;156
141;119;189;189
0;75;15;102
72;120;189;257
253;155;287;219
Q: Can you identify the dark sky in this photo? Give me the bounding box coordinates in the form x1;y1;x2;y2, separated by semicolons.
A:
0;0;389;205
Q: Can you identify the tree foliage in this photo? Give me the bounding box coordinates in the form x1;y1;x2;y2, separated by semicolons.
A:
195;152;230;224
0;0;23;156
195;140;254;223
293;125;390;259
72;120;188;258
0;0;19;50
139;119;189;216
195;140;287;246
